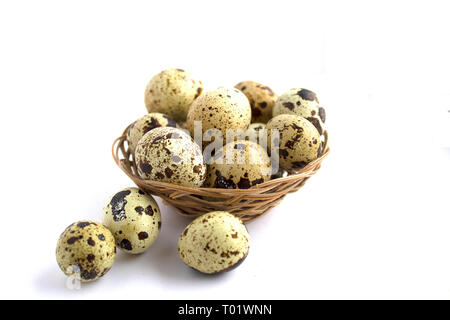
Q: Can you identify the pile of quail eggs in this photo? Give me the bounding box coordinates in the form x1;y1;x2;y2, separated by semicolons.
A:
56;68;327;282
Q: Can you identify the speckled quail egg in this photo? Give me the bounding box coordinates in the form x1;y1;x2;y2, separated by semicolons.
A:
203;140;271;189
273;88;326;135
102;187;161;254
235;81;277;123
186;87;251;144
178;211;250;274
56;221;116;282
127;113;177;154
144;68;203;122
267;114;321;173
135;127;206;187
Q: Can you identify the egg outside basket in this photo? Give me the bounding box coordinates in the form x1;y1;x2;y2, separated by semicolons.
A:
112;128;329;223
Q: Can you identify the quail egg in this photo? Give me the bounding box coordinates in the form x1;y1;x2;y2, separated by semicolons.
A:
186;87;251;145
102;187;161;254
235;81;277;123
273;88;326;135
178;211;250;274
267;114;321;173
144;68;203;122
203;140;271;189
127;113;177;154
135;127;206;187
56;221;116;282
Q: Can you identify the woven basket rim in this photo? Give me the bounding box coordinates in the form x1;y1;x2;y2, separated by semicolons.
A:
112;126;330;194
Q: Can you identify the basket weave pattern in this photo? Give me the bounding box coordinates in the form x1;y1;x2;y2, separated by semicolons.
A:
112;129;329;222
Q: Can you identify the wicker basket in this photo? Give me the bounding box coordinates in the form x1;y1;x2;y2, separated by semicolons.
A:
112;128;329;223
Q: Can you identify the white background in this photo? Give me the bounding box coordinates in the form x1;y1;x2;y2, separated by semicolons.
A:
0;0;449;299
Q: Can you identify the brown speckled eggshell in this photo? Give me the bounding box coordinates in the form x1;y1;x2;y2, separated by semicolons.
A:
135;127;206;187
127;113;177;154
178;211;250;274
203;140;271;189
102;187;161;254
273;88;326;136
186;87;251;144
235;81;277;123
144;68;203;122
267;114;321;173
56;221;116;282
